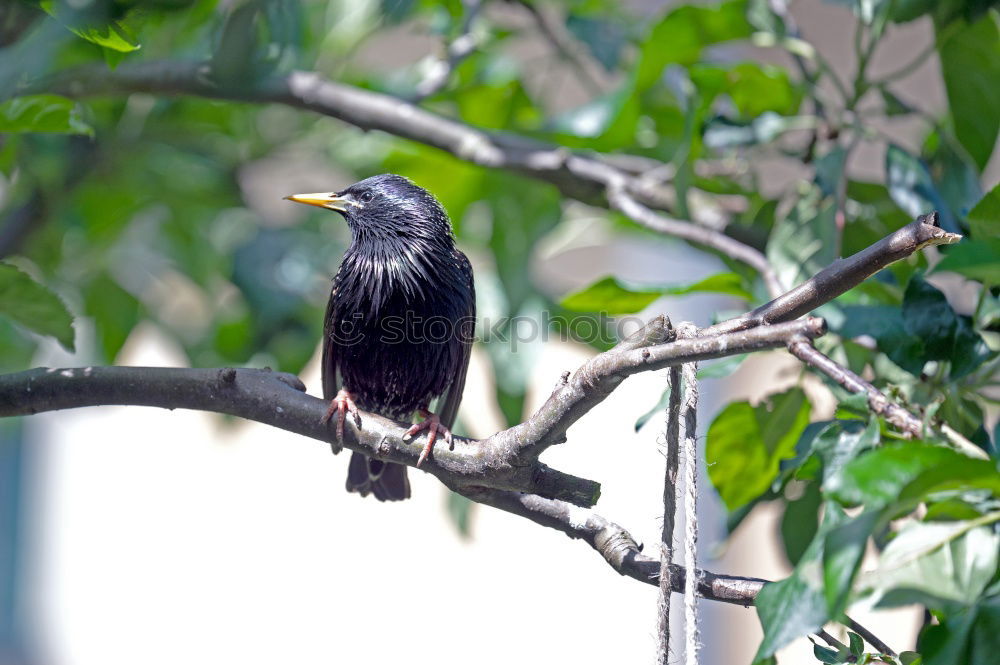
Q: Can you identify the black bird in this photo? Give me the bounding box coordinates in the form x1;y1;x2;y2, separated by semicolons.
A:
285;174;475;501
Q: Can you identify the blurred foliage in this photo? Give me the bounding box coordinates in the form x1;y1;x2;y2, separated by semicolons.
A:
1;0;999;662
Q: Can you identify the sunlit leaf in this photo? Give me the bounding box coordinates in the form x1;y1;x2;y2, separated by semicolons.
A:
40;1;141;52
864;519;1000;608
707;388;811;510
0;95;93;136
636;0;751;90
938;13;1000;170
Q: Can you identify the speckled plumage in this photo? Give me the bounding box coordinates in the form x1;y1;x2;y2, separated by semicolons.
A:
320;174;475;501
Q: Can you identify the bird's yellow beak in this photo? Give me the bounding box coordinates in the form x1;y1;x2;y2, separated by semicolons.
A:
283;192;355;212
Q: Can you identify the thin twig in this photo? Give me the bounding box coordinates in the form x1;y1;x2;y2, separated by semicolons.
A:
787;336;988;460
514;0;603;95
845;615;897;657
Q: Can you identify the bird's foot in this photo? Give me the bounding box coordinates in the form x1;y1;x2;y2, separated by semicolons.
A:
321;389;362;445
403;409;453;468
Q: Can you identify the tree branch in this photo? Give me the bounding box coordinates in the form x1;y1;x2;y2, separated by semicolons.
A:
458;486;768;606
503;317;827;461
706;213;960;335
787;336;988;459
0;319;826;508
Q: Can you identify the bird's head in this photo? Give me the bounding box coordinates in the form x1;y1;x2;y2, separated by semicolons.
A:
284;173;452;242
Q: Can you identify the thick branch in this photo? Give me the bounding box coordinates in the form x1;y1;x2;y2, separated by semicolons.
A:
0;366;596;504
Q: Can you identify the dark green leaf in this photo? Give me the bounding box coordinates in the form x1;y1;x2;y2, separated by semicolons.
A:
918;593;1000;665
0;95;93;136
848;632;864;658
824;510;881;615
707;389;812;510
813;643;842;664
781;481;821;565
0;263;74;351
938;14;1000;170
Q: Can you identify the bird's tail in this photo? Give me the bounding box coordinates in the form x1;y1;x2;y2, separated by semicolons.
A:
346;452;411;501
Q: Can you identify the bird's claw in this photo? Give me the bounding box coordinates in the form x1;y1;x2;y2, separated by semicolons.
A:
403;410;452;467
321;389;362;443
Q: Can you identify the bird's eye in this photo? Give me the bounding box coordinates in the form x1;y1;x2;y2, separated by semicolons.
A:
359;190;374;203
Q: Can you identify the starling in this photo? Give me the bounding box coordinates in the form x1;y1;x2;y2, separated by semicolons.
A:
285;174;475;501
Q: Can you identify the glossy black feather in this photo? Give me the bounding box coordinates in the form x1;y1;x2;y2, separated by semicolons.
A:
320;174;475;501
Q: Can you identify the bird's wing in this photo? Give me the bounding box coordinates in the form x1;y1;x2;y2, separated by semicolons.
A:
321;286;339;400
437;250;475;431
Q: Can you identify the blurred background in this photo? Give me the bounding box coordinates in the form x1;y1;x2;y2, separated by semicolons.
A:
1;0;998;663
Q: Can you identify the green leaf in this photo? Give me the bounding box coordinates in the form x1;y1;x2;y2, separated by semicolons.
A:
933;240;1000;283
0;95;93;136
707;388;812;510
0;263;75;351
675;272;754;299
864;518;1000;608
767;186;837;290
689;62;803;117
902;274;995;378
919;595;1000;665
636;0;752;90
826;443;1000;512
885;144;956;232
823;510;881;615
937;13;1000;170
813;644;842;664
562;272;751;315
40;1;141;53
561;277;662;314
967;182;1000;243
754;502;847;661
848;632;864;658
809;418;881;485
781;481;822;566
